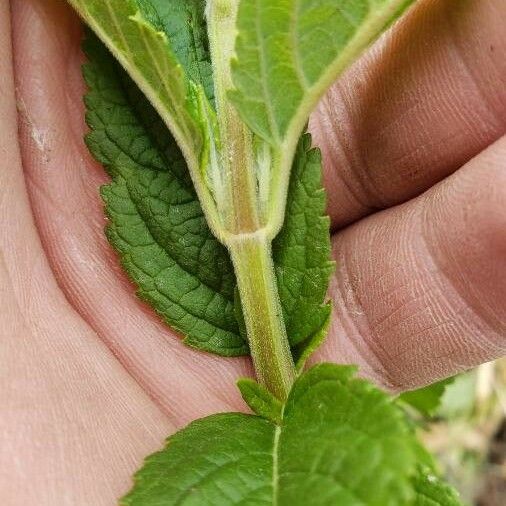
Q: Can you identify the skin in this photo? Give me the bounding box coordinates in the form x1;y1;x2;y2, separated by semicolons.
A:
1;0;504;503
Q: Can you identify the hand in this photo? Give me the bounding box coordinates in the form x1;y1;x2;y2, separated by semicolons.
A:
2;0;504;503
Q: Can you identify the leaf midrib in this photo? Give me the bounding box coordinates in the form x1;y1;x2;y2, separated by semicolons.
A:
272;424;281;506
172;450;274;505
281;0;410;153
71;0;202;170
254;0;281;145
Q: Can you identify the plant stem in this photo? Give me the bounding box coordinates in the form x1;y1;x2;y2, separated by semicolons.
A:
228;232;295;400
207;0;296;399
206;0;259;234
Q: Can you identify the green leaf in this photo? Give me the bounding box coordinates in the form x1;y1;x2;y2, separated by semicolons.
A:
293;307;332;372
135;0;215;104
399;377;456;417
412;468;462;506
84;34;246;355
67;0;228;240
273;134;334;349
68;0;204;159
83;32;333;358
122;364;422;505
237;378;283;424
230;0;413;145
229;0;414;233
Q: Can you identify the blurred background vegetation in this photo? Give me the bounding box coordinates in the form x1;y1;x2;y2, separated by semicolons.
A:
401;359;506;505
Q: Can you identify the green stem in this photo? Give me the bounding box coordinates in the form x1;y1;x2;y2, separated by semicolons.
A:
228;232;295;400
207;0;296;399
206;0;259;234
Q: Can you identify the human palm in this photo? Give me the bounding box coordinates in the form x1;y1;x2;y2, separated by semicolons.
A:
2;0;505;504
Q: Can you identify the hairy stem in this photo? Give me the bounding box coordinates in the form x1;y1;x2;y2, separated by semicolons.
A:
207;0;296;398
207;0;259;234
228;232;295;400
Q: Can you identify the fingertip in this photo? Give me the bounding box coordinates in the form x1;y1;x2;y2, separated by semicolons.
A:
422;135;506;339
320;136;506;391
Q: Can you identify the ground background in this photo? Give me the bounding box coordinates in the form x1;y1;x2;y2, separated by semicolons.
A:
420;359;506;505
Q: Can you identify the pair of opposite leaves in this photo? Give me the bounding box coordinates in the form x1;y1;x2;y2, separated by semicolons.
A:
68;0;462;504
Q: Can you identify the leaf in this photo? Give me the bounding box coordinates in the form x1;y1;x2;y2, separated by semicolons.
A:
237;378;283;424
83;32;333;358
273;134;334;349
412;468;462;506
399;377;456;418
229;0;414;233
67;0;205;161
122;364;422;505
230;0;413;146
135;0;215;104
292;307;332;372
84;34;246;355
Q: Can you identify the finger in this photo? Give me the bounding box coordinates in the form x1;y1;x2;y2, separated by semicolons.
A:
309;0;506;229
1;4;172;505
312;135;506;390
12;0;252;422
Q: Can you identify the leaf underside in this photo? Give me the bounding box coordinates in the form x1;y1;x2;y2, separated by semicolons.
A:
83;0;333;358
68;0;208;159
230;0;414;146
122;364;462;505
